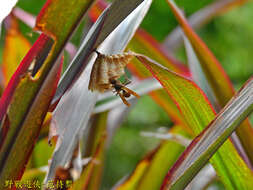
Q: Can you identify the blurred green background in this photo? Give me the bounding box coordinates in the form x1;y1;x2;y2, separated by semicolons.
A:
0;0;252;189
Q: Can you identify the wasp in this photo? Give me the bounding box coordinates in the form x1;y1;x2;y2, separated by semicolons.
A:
109;78;140;106
88;50;140;106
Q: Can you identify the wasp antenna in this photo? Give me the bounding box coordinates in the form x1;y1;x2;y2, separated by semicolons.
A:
123;74;131;85
119;93;131;106
123;77;131;86
124;80;131;86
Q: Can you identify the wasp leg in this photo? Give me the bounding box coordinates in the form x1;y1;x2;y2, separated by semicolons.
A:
119;92;131;106
113;89;121;96
121;86;140;98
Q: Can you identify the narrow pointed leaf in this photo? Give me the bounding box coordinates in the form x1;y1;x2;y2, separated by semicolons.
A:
115;150;155;190
0;58;62;188
163;0;250;50
0;0;97;184
127;31;189;126
183;35;219;111
46;60;98;180
1;16;31;86
166;0;233;104
0;0;95;121
135;54;253;190
0;34;53;122
115;126;190;190
71;112;108;190
32;0;95;105
167;0;253;163
183;35;252;165
71;137;105;190
161;77;253;190
32;0;95;76
35;0;95;45
12;7;78;60
83;112;108;190
136;126;188;190
128;29;189;77
127;29;190;126
21;168;46;181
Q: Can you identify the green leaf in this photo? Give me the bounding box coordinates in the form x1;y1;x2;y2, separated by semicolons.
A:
35;0;94;46
128;29;188;76
21;168;46;182
0;0;95;185
135;54;253;190
161;77;253;190
167;0;253;164
31;0;96;85
127;29;189;126
0;59;62;188
84;112;108;190
71;112;108;190
136;126;188;190
115;150;154;190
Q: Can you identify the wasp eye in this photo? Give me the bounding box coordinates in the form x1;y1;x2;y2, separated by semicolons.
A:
109;78;117;84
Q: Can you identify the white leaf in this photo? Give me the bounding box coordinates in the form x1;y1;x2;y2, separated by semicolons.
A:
0;0;18;35
45;0;152;181
0;0;18;23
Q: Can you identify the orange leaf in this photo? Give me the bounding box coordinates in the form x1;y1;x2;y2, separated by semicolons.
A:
2;15;31;86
